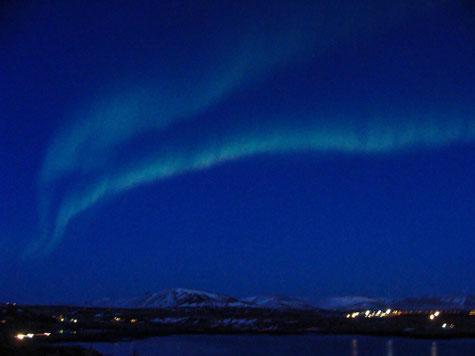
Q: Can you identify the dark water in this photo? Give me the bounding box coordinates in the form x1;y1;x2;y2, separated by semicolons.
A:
75;335;475;356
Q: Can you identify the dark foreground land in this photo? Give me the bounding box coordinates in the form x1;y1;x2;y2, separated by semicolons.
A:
1;303;473;355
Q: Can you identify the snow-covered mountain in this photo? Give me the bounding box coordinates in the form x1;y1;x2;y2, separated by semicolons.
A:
312;296;390;311
88;288;251;309
311;295;475;311
87;288;313;310
392;296;475;311
87;289;474;311
241;295;313;310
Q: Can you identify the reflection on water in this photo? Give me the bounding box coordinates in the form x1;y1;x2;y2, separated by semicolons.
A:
71;334;474;356
352;338;358;356
386;339;393;356
431;341;438;356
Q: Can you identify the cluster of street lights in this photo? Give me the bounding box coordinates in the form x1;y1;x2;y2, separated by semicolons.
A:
428;311;440;320
16;332;51;340
346;309;397;319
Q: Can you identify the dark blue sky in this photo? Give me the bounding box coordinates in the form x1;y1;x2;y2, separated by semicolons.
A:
1;0;474;304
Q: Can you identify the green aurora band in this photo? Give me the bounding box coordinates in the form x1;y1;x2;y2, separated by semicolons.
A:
28;0;474;255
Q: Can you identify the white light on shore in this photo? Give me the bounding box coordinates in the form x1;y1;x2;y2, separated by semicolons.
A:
16;333;34;340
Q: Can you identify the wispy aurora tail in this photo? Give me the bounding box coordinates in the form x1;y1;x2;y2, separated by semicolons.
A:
37;111;474;254
28;0;474;256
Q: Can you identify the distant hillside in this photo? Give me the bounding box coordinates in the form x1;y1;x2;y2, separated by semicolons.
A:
86;288;315;311
311;295;475;311
86;288;474;312
241;295;313;310
87;288;249;309
392;296;475;311
312;296;390;311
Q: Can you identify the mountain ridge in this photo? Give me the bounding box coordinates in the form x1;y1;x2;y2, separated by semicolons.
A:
85;288;474;311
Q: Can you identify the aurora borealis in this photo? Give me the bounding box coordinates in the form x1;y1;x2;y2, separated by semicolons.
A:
37;106;473;254
1;0;474;303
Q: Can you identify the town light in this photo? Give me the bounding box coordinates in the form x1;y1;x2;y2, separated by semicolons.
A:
17;333;34;340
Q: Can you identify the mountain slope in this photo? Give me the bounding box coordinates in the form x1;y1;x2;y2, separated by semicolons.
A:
312;296;390;310
87;289;474;311
392;296;475;310
87;288;313;310
88;288;252;308
241;295;313;310
312;295;475;311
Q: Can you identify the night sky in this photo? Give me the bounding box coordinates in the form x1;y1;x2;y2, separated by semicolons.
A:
1;1;474;305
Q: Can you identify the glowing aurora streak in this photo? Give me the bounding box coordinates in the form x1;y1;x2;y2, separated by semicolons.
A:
34;111;474;254
29;0;474;255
